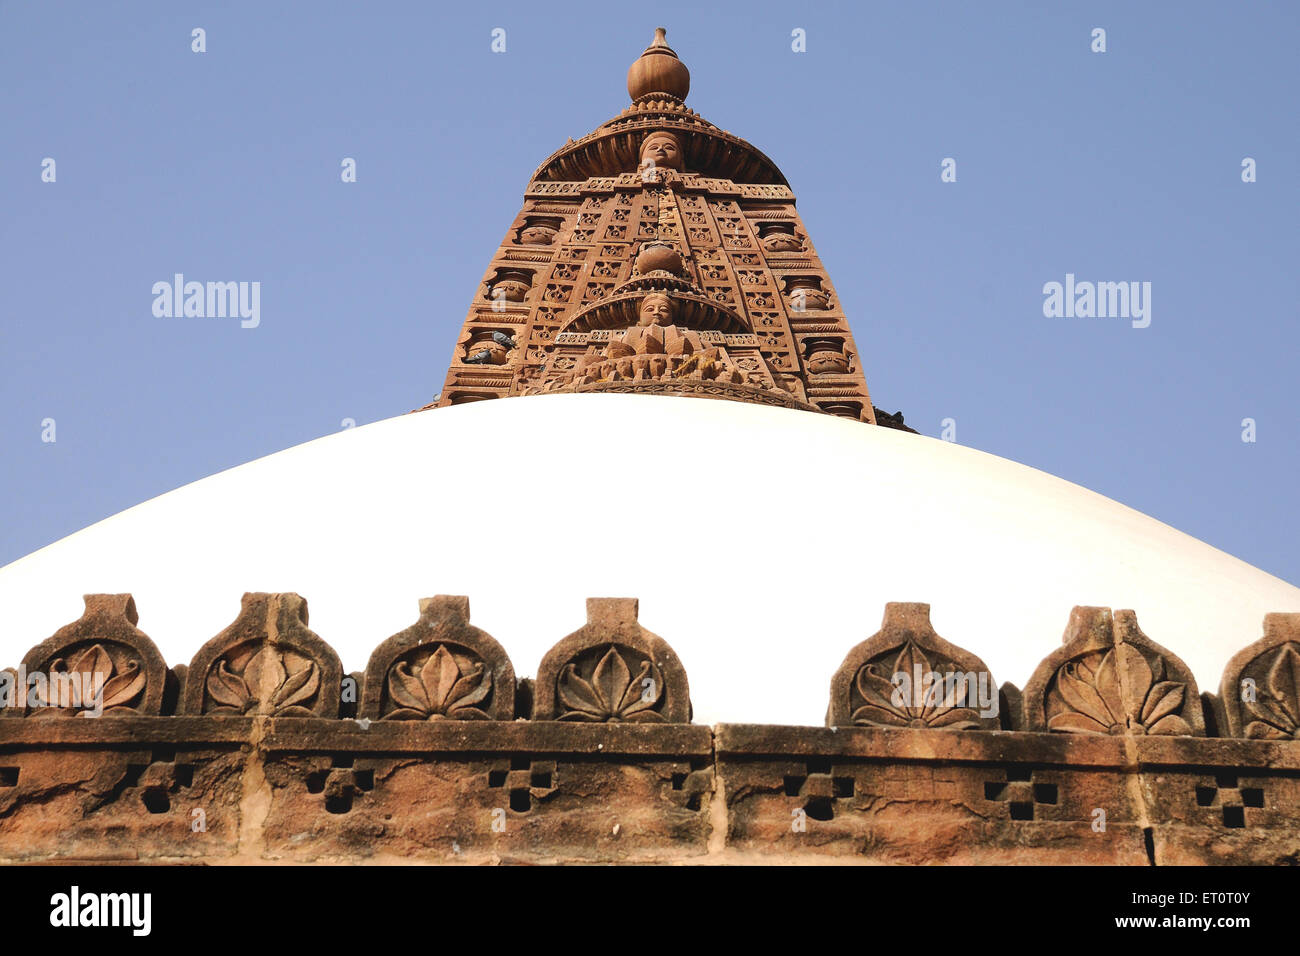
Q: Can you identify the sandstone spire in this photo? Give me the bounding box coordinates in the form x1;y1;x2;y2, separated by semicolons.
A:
432;29;887;425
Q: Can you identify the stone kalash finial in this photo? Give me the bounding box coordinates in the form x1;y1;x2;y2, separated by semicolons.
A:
627;27;690;102
635;241;682;276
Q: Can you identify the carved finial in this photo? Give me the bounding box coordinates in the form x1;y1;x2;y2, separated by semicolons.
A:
627;28;690;102
82;593;139;626
418;594;471;623
586;597;640;627
880;602;933;634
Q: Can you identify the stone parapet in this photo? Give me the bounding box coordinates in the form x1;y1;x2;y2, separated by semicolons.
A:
0;594;1296;864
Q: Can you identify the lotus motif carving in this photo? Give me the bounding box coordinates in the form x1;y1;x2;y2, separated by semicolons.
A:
558;645;664;722
1047;643;1190;736
1243;643;1300;739
851;641;982;730
206;643;320;716
42;643;146;716
385;644;492;720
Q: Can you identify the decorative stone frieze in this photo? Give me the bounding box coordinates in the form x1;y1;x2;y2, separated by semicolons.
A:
0;592;1296;863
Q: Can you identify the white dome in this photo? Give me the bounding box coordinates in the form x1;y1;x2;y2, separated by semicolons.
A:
2;394;1297;726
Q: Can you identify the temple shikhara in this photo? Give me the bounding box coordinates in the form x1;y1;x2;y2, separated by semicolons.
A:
430;28;910;428
1;30;1298;867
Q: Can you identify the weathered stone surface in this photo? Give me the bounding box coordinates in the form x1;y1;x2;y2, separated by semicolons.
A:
0;737;244;862
0;714;1297;863
259;751;713;863
716;723;1146;864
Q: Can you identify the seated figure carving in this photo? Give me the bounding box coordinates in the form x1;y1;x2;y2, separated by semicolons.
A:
542;293;750;389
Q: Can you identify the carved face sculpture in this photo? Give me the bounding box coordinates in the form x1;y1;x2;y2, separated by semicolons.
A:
639;132;683;173
638;293;674;327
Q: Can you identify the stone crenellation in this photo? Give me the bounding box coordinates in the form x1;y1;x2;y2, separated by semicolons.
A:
0;593;1298;864
8;594;1298;736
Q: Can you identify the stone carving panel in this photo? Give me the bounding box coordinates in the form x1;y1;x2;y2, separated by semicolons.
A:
534;597;690;723
828;603;999;730
361;595;515;721
183;592;342;717
1023;607;1204;736
15;594;167;717
1218;613;1300;739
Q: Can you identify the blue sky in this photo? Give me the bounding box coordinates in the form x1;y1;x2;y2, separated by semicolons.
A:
2;1;1298;583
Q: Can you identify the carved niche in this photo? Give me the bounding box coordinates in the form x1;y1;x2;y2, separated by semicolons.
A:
518;217;561;245
1218;613;1300;739
758;222;804;253
486;269;533;305
463;328;516;365
783;276;829;312
534;598;690;723
568;315;748;388
803;337;850;375
15;594;167;717
1023;607;1204;736
827;603;1000;730
182;592;342;717
360;595;515;722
